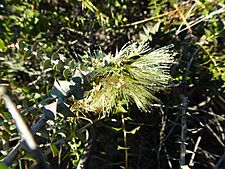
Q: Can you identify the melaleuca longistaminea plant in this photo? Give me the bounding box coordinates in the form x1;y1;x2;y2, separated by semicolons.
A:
73;41;174;115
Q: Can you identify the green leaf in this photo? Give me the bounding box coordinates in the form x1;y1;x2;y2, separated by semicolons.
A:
69;84;84;100
24;49;32;58
1;131;10;141
2;112;11;120
25;9;34;18
71;76;83;84
9;124;17;131
221;73;225;81
204;29;211;37
58;102;73;117
36;129;49;140
124;117;132;121
41;108;55;120
70;75;86;99
41;101;58;120
115;0;120;7
43;59;51;69
111;127;122;132
20;86;30;94
51;80;73;99
18;40;25;50
51;53;59;60
63;68;72;80
31;41;39;51
0;162;9;169
115;19;118;27
69;60;76;70
55;60;64;71
33;93;41;99
151;22;161;34
36;49;43;59
115;104;127;113
0;38;5;49
125;126;141;134
50;144;59;157
117;145;130;150
58;132;67;138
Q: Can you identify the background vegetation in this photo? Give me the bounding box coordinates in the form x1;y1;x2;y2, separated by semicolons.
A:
0;0;225;169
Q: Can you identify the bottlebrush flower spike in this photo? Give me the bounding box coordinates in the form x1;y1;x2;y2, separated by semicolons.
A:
79;41;175;115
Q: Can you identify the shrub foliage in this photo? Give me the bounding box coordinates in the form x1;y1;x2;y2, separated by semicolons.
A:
0;0;225;169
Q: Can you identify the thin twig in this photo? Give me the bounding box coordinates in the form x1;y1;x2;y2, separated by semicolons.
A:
163;146;173;169
22;97;53;114
2;143;21;166
2;115;48;165
119;9;178;28
180;96;188;166
157;107;166;169
183;48;200;83
121;113;128;169
177;7;225;35
205;124;224;147
175;3;195;35
179;48;199;167
0;86;50;168
1;87;54;166
189;135;202;166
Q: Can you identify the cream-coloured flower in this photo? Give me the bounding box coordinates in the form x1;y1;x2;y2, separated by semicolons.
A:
81;41;175;115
